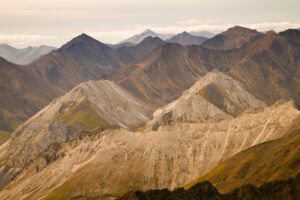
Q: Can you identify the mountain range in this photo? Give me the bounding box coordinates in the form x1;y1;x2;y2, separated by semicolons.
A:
119;29;214;45
166;31;207;46
0;44;56;65
0;26;299;200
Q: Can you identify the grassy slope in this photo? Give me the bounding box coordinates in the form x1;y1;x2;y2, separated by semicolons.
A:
196;83;242;116
0;130;9;142
59;98;111;131
185;117;300;193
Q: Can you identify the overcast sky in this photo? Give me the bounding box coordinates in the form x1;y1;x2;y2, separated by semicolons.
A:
1;0;300;48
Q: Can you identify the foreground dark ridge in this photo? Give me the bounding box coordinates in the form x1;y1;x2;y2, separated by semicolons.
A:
118;173;300;200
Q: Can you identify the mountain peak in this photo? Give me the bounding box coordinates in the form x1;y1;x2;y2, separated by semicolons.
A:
225;26;259;35
59;33;107;51
181;31;190;35
201;25;263;50
71;33;95;42
142;29;156;34
140;36;164;44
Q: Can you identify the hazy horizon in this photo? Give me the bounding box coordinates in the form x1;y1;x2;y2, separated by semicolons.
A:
1;0;299;48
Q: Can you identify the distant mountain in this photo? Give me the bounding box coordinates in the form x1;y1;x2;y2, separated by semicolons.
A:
30;33;128;90
119;29;173;44
0;57;63;136
30;33;168;91
166;31;207;46
0;44;56;65
108;42;135;49
190;31;215;38
116;36;166;64
201;26;263;50
279;28;300;44
110;29;300;109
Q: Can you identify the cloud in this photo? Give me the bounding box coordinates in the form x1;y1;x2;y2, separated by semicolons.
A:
0;34;54;47
176;19;221;26
245;22;300;32
86;21;300;43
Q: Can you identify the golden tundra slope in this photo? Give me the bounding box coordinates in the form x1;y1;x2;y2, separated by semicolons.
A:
0;99;298;200
186;115;300;193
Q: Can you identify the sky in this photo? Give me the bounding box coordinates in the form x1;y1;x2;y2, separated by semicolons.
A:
0;0;300;48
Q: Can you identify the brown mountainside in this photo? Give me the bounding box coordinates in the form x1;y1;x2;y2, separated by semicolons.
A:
109;43;236;108
109;29;300;108
166;31;207;46
116;36;165;64
0;57;63;134
30;33;126;90
0;33;166;136
201;26;263;50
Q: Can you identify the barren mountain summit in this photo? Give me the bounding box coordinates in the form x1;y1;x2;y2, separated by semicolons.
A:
149;70;266;130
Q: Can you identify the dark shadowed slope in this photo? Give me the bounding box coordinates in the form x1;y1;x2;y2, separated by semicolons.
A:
116;36;166;64
119;174;300;200
201;26;263;50
228;30;300;107
0;57;63;135
30;33;127;90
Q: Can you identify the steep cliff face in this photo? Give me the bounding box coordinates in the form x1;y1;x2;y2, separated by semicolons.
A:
0;100;298;200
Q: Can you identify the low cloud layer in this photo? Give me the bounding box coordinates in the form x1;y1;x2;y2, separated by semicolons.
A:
0;34;54;47
87;21;300;43
1;21;300;48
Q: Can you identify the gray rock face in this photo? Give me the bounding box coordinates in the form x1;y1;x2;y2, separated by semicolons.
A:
149;70;266;130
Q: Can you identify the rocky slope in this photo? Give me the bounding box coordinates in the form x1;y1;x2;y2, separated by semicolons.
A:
0;44;56;65
149;70;266;130
0;100;298;200
186;113;300;193
0;79;152;184
201;26;263;50
166;32;207;46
